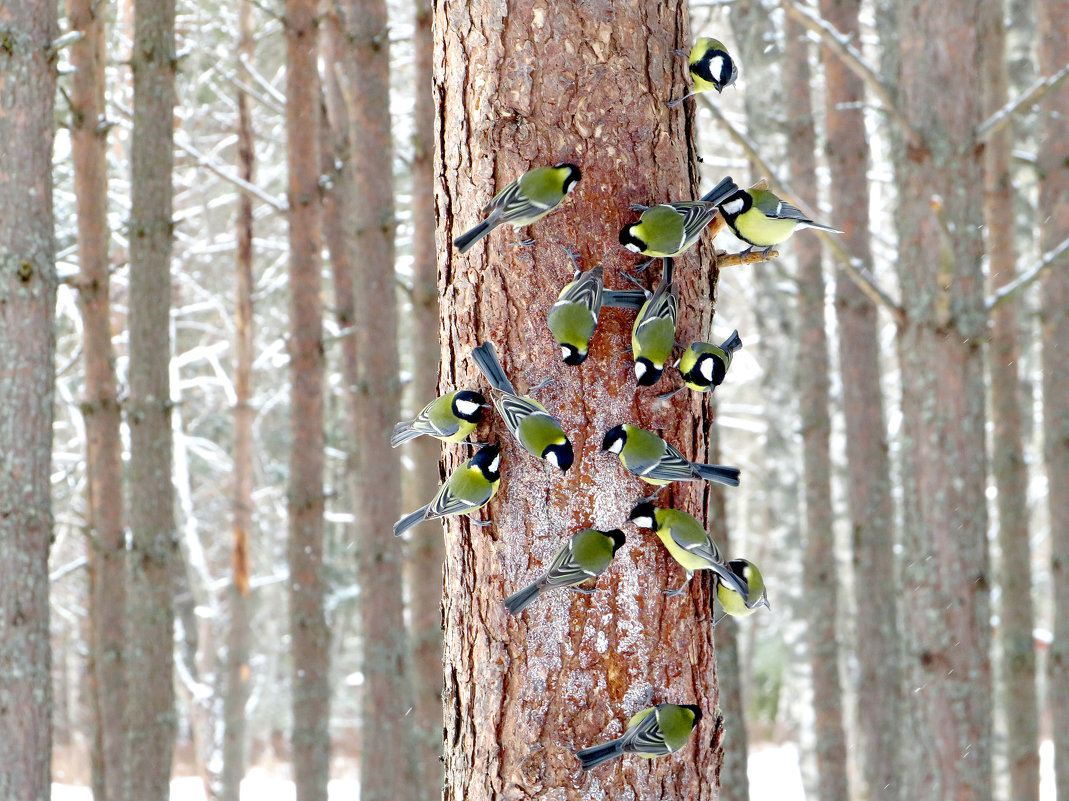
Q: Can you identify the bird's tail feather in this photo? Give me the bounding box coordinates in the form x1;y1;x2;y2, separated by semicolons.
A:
390;422;422;448
504;580;543;615
700;176;738;205
394;504;430;537
798;220;843;234
576;737;625;771
471;342;517;394
453;219;494;253
720;329;742;354
603;289;648;310
661;257;675;287
691;463;741;487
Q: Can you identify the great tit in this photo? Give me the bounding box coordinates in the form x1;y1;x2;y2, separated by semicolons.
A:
716;184;842;255
601;424;741;488
713;558;771;625
504;528;626;615
393;444;502;536
627;501;747;598
470;342;574;471
390;390;488;447
576;703;703;770
548;262;604;366
667;37;739;107
676;329;742;394
618;176;739;259
631;259;678;387
453;163;582;254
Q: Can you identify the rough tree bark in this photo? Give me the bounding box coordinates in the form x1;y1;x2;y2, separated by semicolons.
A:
436;3;728;799
816;0;903;798
409;0;448;795
125;0;178;797
285;0;330;798
220;0;257;795
0;1;58;798
67;0;127;795
895;1;992;798
327;0;424;797
785;17;850;801
1038;0;1069;793
979;4;1039;799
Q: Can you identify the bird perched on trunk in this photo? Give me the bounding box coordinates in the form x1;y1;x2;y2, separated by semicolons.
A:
618;177;737;260
390;390;488;447
504;528;626;615
602;424;741;488
667;37;739;106
713;558;771;625
576;703;703;770
453;163;581;253
715;183;841;256
393;444;502;536
627;501;747;597
470;342;573;471
659;329;743;400
629;259;678;387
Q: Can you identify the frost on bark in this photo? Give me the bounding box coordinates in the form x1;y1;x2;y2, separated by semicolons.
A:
67;0;127;795
1037;0;1069;792
785;17;850;801
125;0;179;796
435;3;726;799
0;0;58;797
979;4;1039;799
285;0;330;798
221;0;257;795
895;1;992;798
409;0;448;794
816;0;902;797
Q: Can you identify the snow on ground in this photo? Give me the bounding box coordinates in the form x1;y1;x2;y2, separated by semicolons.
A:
51;741;1059;800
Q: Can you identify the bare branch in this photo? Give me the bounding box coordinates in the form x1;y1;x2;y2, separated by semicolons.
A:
700;97;906;322
716;249;780;268
977;63;1069;141
781;0;920;147
986;235;1069;312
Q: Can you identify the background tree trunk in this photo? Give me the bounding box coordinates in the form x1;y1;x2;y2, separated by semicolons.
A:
1037;0;1069;793
220;0;258;794
816;0;903;795
785;16;850;801
285;1;330;798
979;3;1039;799
0;0;58;797
125;0;178;796
895;1;992;797
67;0;127;795
408;0;448;795
435;2;728;799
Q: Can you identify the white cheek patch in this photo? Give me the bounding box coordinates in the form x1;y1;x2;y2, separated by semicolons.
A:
456;399;480;416
566;181;577;193
561;346;571;360
608;439;624;454
545;451;559;467
625;243;641;253
488;455;500;473
721;199;744;215
634;361;647;379
708;55;724;80
699;359;715;381
633;515;654;529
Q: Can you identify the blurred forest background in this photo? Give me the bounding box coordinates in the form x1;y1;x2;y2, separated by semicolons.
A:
1;0;1067;798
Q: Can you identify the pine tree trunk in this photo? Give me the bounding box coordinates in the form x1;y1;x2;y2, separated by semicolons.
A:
409;1;447;795
816;1;903;798
67;0;127;795
785;17;851;801
285;0;330;797
895;2;992;797
221;1;257;794
125;0;178;796
0;1;58;797
325;0;423;797
435;3;727;798
979;5;1039;799
1037;0;1069;793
